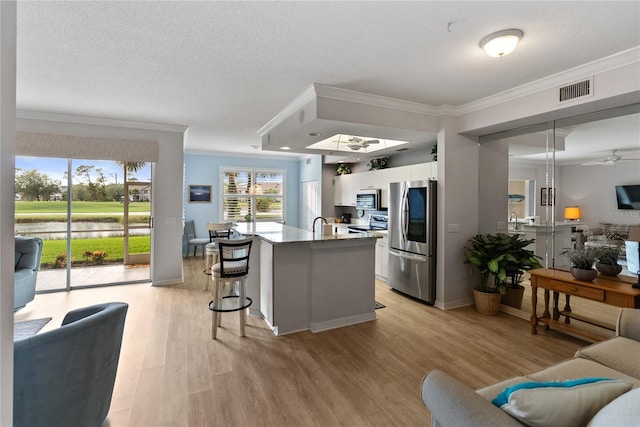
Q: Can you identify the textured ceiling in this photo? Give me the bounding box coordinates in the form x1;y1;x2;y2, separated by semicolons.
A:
16;1;640;157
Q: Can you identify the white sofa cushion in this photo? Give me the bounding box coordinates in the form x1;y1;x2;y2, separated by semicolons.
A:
587;388;640;427
492;378;632;427
576;337;640;378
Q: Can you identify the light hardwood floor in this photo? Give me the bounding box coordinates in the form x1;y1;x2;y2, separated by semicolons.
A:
15;258;592;427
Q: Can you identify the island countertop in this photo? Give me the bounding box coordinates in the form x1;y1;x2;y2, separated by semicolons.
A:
233;222;377;244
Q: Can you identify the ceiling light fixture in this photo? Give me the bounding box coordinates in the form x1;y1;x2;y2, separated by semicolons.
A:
280;146;291;150
480;29;523;57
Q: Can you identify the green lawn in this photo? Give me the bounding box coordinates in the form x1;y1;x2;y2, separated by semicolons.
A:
41;236;150;267
16;201;150;214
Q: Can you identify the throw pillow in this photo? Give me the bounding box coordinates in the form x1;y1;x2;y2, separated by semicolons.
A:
492;378;632;427
587;387;640;427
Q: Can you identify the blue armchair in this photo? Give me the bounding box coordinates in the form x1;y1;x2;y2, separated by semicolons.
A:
14;236;43;310
14;302;129;427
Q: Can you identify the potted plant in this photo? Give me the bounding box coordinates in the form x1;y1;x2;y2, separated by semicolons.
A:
368;157;389;171
501;235;542;309
336;163;351;175
595;246;623;276
564;247;598;281
463;233;512;315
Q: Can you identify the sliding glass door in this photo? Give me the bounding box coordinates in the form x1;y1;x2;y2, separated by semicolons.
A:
15;156;152;292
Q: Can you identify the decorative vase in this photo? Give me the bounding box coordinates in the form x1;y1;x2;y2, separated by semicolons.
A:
501;285;525;309
595;262;623;276
570;267;598;281
473;288;502;316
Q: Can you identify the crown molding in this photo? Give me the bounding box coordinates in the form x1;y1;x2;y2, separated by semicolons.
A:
257;84;317;136
260;47;639;138
16;110;188;133
313;84;442;115
454;46;640;115
185;148;304;162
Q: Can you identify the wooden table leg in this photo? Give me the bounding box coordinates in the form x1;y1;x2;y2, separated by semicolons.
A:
530;282;538;334
552;291;560;320
564;294;572;324
543;289;550;330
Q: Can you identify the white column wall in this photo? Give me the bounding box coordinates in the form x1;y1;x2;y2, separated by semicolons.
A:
0;2;16;424
435;116;479;309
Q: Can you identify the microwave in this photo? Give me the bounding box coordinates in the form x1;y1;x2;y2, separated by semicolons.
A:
356;189;380;210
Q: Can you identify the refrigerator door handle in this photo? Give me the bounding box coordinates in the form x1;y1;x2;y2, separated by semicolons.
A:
389;249;427;262
401;185;408;241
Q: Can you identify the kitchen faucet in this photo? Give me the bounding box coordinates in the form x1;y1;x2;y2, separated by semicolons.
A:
312;216;327;233
510;212;519;230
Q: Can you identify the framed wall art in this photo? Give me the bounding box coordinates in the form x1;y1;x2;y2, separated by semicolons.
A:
540;187;555;206
540;187;547;206
547;187;555;206
188;185;212;203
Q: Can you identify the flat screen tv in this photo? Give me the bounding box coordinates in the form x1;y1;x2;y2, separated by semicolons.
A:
616;184;640;210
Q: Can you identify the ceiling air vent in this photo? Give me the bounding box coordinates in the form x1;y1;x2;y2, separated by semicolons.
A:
558;77;593;104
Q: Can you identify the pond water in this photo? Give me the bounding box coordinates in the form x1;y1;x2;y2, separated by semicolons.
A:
15;222;150;239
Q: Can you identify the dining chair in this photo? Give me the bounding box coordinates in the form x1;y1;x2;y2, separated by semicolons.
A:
203;222;234;282
184;220;209;258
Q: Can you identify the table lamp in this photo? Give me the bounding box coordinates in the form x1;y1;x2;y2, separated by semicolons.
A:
564;206;581;221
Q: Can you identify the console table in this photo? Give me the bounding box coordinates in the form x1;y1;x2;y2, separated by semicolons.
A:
529;268;640;342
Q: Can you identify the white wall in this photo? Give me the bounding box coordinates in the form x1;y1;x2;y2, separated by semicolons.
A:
478;139;509;234
16;114;186;287
456;57;640;136
0;2;16;424
559;161;640;226
436;116;479;309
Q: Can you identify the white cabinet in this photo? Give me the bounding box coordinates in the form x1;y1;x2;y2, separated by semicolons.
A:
333;174;356;206
409;162;437;180
375;235;388;280
333;162;437;207
358;169;390;208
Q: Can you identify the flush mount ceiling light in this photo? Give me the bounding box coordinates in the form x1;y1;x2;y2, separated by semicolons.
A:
480;29;523;57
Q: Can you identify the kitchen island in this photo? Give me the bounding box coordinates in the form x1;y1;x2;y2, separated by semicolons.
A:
233;222;378;335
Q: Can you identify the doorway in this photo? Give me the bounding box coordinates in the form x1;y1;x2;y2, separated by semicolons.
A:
14;156;152;292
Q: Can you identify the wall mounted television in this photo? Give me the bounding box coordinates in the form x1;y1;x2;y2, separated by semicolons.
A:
616;184;640;210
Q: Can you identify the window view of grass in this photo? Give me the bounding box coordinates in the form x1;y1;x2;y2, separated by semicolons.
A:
16;201;151;214
15;158;152;271
40;236;150;267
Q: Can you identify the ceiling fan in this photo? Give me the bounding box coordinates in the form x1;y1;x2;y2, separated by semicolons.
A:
342;136;380;151
581;149;640;166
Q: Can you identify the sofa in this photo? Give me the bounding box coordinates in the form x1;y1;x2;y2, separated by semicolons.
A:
584;222;634;249
14;236;43;310
14;302;129;427
422;308;640;426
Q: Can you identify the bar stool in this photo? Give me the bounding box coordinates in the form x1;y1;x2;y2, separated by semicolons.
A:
208;237;253;339
203;222;233;290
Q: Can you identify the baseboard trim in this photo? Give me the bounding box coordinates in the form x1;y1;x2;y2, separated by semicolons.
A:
310;312;377;333
152;277;183;286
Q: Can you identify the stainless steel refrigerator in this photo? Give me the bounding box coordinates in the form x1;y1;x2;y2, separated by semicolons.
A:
387;180;437;303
